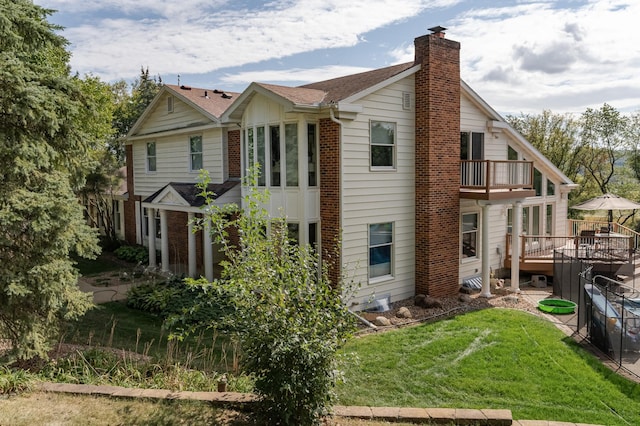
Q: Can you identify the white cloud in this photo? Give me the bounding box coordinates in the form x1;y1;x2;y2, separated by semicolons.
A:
449;0;640;113
218;65;373;87
39;0;461;81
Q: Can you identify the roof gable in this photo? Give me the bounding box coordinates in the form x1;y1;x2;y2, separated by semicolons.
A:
144;181;239;207
127;85;239;138
300;62;416;103
461;81;575;186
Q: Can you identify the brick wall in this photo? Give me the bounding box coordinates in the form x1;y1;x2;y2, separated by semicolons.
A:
165;210;193;270
123;144;139;245
414;33;461;297
227;129;241;179
319;118;341;287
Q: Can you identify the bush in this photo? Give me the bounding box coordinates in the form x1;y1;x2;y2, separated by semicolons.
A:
114;245;149;264
176;169;357;425
0;366;33;394
127;276;234;334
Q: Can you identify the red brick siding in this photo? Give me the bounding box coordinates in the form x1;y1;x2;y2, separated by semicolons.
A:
319;118;341;287
414;34;461;297
165;211;193;270
227;129;241;179
123;144;139;245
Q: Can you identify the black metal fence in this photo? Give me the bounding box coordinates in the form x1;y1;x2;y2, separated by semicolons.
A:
554;250;640;375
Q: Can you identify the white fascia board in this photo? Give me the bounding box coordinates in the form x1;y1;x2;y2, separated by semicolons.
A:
461;80;575;187
126;123;221;142
340;64;420;104
126;86;170;138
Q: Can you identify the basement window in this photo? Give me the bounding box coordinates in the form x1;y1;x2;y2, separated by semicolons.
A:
369;222;393;279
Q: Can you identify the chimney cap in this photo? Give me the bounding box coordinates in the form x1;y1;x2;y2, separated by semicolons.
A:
428;25;447;34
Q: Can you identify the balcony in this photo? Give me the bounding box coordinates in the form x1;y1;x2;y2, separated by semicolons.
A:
460;160;535;200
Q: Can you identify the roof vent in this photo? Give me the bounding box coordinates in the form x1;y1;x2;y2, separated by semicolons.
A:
180;85;192;90
221;93;232;99
204;90;209;99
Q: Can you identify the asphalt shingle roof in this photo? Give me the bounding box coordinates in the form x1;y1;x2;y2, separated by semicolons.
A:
165;84;240;118
299;62;415;104
144;181;239;207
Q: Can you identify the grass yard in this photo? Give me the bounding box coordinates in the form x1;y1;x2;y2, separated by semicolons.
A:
61;301;240;374
337;308;640;425
0;392;417;426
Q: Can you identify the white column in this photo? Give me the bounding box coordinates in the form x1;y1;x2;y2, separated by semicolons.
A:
511;201;522;292
160;209;169;272
203;218;213;281
188;212;197;277
480;203;492;298
148;208;157;268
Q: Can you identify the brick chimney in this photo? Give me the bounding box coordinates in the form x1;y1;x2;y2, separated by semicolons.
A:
414;27;461;297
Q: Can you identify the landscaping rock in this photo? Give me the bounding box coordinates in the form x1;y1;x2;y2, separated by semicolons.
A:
415;295;443;309
458;294;472;303
374;316;391;326
503;295;519;304
396;307;412;319
459;286;474;295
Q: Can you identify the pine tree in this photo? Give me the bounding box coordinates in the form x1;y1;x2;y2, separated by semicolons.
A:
0;0;101;359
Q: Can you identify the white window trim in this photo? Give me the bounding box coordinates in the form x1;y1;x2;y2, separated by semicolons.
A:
146;141;157;173
461;211;479;262
189;134;203;172
167;96;174;113
368;222;394;283
370;120;397;171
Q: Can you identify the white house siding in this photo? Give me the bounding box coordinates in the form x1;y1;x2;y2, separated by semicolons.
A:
132;127;225;197
459;92;571;284
340;76;416;306
240;95;320;245
137;92;210;136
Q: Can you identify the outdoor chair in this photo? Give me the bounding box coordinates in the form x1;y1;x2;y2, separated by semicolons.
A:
576;230;596;257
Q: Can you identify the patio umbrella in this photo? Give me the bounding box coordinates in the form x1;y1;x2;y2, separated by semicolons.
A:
570;193;640;224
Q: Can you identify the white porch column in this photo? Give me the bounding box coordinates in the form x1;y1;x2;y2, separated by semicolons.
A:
188;212;197;277
159;209;169;272
203;218;213;281
480;203;492;298
148;208;157;268
511;201;522;292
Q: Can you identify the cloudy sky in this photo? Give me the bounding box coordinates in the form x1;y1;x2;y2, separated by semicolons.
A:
37;0;640;116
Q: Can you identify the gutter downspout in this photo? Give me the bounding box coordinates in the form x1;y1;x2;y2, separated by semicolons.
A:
329;103;344;126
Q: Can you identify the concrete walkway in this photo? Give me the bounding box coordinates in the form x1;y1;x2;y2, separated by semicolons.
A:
38;382;604;425
78;278;136;304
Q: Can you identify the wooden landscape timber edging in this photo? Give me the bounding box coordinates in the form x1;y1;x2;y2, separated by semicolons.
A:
38;382;514;425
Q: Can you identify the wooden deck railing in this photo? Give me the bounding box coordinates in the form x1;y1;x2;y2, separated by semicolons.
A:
569;219;640;251
460;160;534;190
506;233;634;263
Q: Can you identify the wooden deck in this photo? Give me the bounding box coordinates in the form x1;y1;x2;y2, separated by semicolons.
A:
505;231;635;277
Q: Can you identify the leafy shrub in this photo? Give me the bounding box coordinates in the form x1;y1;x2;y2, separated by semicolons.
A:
0;366;33;394
114;245;149;264
127;276;234;333
175;169;357;425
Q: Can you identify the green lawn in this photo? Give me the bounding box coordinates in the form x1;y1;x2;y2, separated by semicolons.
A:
337;308;640;425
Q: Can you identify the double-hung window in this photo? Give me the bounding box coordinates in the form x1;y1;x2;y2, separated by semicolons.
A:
190;135;203;171
462;213;478;259
369;222;393;279
146;142;156;172
370;121;395;169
